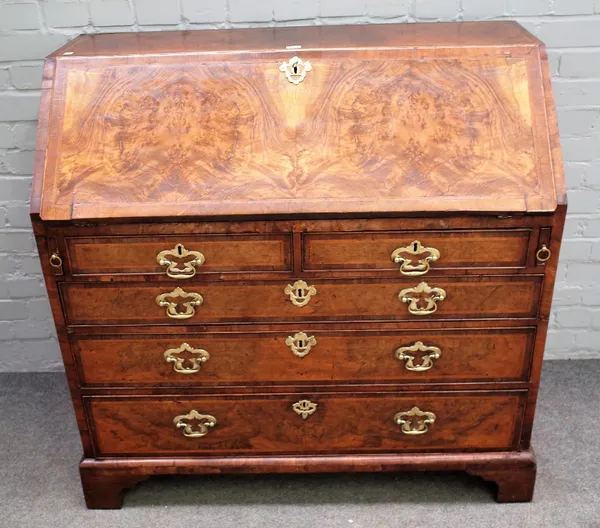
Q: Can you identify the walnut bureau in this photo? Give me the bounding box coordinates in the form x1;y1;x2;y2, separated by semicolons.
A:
31;22;566;508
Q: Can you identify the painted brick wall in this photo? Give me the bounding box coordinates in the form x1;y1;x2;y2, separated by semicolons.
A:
0;0;599;371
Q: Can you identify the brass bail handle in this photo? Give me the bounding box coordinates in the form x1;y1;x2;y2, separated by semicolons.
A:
157;243;205;279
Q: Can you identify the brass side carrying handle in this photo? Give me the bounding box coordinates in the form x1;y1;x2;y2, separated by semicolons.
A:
49;253;63;268
394;406;436;435
157;243;205;279
173;410;216;438
395;341;441;372
391;240;440;276
164;343;210;374
156;287;203;319
536;244;551;263
398;282;446;316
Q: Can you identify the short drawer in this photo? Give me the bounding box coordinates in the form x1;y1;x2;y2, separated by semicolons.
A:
73;327;535;386
64;234;292;276
303;229;532;274
60;276;543;325
87;391;526;457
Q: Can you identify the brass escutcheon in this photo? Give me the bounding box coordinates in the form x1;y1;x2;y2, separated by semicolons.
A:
285;332;317;358
157;243;205;279
391;240;440;276
284;280;317;307
164;343;210;374
394;406;436;435
173;410;217;438
395;341;442;372
398;282;446;316
292;399;318;419
280;56;312;84
156;287;204;319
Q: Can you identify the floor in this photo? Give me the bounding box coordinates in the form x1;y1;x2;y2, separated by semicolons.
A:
0;360;598;528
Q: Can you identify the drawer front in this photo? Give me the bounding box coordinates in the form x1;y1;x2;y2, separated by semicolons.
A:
60;276;543;325
64;234;292;276
87;392;525;456
303;229;531;273
74;328;535;386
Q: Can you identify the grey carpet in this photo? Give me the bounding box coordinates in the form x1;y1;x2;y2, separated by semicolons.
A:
0;360;599;528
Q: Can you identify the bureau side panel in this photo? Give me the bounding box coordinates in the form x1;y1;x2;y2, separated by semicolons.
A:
31;217;93;457
520;206;566;448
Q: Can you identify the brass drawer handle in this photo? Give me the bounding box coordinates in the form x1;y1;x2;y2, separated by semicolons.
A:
394;407;436;435
173;410;216;438
157;243;205;279
156;287;204;319
164;343;210;374
391;240;440;276
395;341;441;372
280;56;312;84
285;280;317;307
286;332;317;358
292;399;318;419
536;244;551;263
398;282;446;316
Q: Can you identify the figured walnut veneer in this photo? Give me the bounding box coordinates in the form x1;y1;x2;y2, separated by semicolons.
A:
34;24;563;220
87;392;525;456
31;22;566;508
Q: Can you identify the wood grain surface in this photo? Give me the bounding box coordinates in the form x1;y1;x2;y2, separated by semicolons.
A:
79;449;537;507
52;22;540;58
87;391;525;456
303;229;531;271
65;234;292;276
34;23;562;220
59;276;543;325
73;327;535;386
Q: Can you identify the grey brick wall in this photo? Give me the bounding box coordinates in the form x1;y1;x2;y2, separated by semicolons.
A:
0;0;599;371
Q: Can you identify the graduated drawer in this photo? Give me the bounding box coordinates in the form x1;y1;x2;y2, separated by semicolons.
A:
60;276;543;326
303;229;532;274
73;327;535;386
63;234;292;276
86;391;526;457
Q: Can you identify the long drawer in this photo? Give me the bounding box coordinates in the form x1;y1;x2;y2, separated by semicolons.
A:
86;391;526;457
59;276;543;326
73;327;535;386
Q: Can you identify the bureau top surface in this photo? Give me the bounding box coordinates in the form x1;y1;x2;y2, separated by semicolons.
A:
32;21;565;221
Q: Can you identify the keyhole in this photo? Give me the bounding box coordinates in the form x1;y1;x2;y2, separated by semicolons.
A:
297;289;303;298
177;245;183;256
413;242;418;252
298;340;304;348
292;63;298;74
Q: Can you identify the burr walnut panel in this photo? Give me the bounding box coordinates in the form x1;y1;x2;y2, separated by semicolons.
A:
38;50;556;220
64;234;292;276
303;229;531;272
87;391;525;456
73;327;535;386
59;276;543;326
